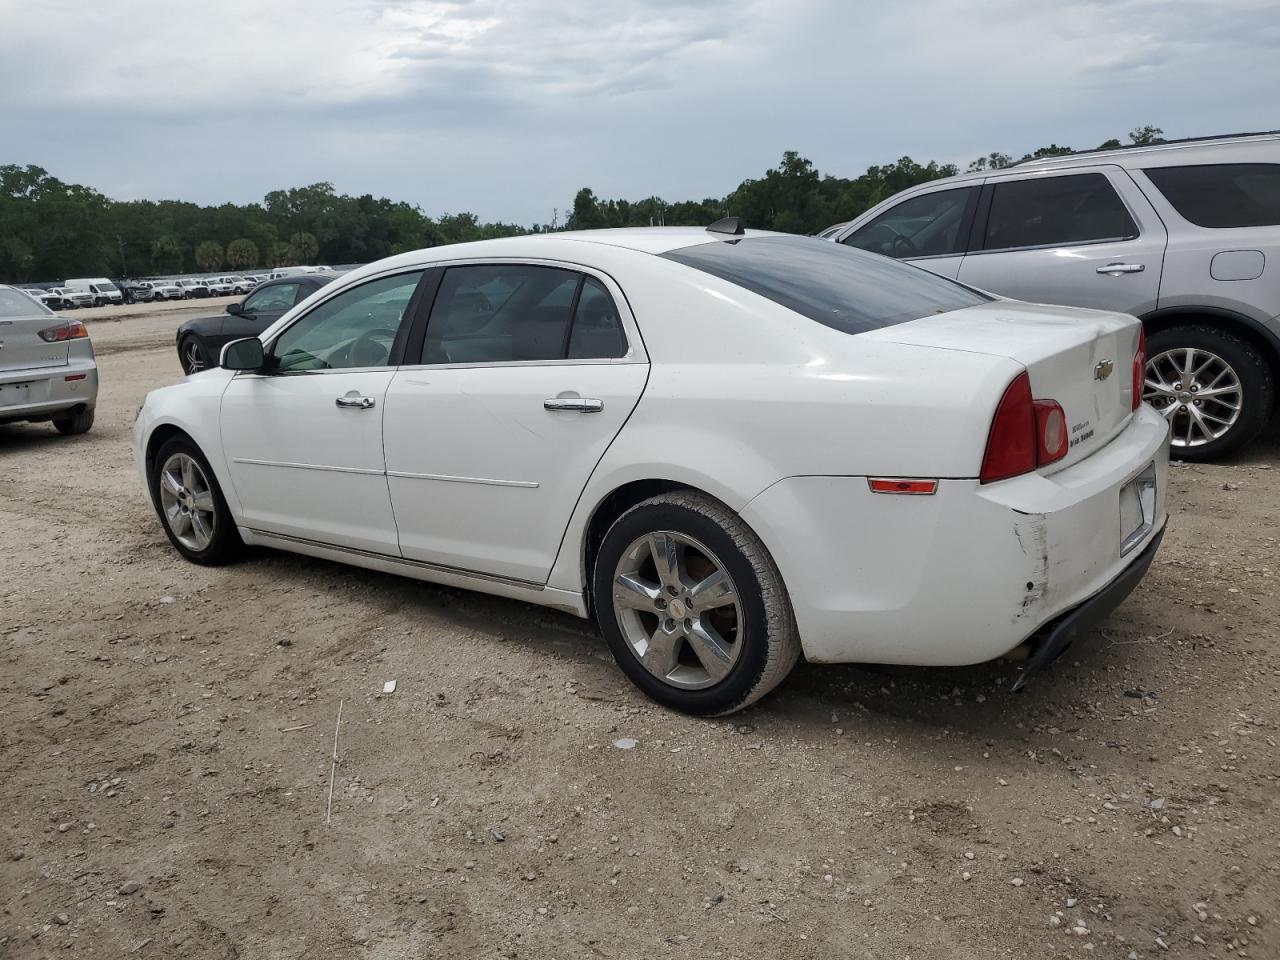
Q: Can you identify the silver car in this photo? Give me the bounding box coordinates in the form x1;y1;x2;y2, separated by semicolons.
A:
830;132;1280;461
0;285;98;434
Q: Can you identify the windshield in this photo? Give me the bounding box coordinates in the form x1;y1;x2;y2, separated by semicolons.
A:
0;287;54;318
662;235;990;334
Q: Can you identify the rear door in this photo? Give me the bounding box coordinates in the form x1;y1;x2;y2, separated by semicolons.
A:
958;168;1166;314
383;262;648;584
0;288;66;374
837;184;982;279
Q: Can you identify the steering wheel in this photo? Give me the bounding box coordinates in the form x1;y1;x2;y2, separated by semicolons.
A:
349;327;398;367
889;232;919;257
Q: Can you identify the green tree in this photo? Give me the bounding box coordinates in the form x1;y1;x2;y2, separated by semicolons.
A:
225;238;260;270
287;231;319;264
1129;125;1165;146
151;236;183;274
194;240;224;272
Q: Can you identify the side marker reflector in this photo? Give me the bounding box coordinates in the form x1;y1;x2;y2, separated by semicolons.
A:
868;478;938;495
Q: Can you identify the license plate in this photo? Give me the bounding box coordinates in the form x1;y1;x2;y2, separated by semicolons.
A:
0;381;32;407
1119;462;1157;555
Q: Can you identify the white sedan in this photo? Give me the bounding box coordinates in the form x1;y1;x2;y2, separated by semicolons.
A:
132;224;1169;715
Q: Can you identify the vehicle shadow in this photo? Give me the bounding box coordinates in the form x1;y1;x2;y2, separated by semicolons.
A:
0;422;66;453
246;546;1091;749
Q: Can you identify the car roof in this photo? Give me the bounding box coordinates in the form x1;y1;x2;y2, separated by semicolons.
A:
904;131;1280;193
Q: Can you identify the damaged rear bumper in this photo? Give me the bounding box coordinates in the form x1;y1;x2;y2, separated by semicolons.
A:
1012;522;1165;691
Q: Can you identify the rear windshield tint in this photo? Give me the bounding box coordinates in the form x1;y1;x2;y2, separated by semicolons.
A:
0;287;53;318
661;236;989;334
1144;164;1280;228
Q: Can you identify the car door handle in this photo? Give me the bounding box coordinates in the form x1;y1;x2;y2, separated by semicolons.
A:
544;397;604;413
335;395;376;409
1096;262;1145;275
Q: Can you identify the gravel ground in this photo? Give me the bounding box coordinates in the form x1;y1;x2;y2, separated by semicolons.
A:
2;303;1278;959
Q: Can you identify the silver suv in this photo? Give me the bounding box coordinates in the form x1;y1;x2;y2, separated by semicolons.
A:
830;133;1280;461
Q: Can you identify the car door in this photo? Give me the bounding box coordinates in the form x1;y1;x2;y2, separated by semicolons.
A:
383;262;648;584
837;184;982;279
957;168;1167;315
219;269;428;555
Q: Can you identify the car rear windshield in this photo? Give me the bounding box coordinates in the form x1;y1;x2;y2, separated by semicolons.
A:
0;287;53;318
661;235;990;334
1144;163;1280;228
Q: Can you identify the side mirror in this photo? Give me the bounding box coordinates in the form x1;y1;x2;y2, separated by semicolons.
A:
226;302;242;316
221;337;265;371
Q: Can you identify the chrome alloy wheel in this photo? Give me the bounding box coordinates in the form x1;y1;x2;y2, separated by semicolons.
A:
158;452;216;551
1144;347;1243;448
183;340;206;373
611;531;744;690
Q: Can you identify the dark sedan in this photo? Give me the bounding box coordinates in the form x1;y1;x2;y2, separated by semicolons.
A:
175;274;336;373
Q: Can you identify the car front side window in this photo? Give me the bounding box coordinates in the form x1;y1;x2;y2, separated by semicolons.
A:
843;187;978;259
243;283;299;315
270;271;424;372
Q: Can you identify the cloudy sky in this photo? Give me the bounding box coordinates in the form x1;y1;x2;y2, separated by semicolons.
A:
3;0;1278;224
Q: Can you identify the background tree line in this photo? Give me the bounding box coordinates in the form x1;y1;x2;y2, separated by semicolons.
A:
0;126;1162;283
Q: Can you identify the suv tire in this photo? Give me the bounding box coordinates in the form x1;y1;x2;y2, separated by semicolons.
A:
1145;324;1274;462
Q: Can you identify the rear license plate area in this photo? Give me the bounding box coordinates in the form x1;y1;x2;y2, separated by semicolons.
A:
0;381;33;407
1119;462;1157;555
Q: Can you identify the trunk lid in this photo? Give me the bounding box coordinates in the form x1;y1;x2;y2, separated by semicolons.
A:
867;299;1141;470
0;291;68;373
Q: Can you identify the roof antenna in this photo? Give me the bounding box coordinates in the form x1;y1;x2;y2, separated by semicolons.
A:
706;217;745;236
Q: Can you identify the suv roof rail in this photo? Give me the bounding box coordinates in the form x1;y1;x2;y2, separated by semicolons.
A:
1009;130;1280;167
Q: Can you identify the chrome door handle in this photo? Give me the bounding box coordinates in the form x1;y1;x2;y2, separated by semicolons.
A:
544;397;604;413
1096;262;1145;275
335;395;376;409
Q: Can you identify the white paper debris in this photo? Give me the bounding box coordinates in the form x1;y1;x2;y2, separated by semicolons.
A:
382;680;397;694
612;738;637;750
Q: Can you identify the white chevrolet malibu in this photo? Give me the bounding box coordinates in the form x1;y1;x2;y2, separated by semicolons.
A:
133;224;1169;715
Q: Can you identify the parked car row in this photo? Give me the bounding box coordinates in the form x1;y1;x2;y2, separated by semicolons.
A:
18;274;272;308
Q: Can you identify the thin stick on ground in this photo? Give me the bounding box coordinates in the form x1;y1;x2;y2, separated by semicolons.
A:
325;699;344;825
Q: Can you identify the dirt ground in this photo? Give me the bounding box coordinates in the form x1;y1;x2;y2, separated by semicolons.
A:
2;303;1278;960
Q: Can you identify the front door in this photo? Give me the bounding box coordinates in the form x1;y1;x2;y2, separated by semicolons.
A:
957;168;1167;315
219;269;426;554
383;263;648;583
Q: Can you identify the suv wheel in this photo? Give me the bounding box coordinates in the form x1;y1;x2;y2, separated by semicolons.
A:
593;491;800;716
1144;324;1274;461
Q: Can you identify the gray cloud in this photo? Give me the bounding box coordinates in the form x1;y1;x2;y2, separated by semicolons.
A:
2;0;1278;223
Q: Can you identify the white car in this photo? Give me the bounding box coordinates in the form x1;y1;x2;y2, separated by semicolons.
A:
206;278;236;296
132;225;1169;715
148;280;183;301
50;286;94;309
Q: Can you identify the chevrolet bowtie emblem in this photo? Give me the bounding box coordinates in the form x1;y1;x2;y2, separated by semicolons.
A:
1094;359;1115;381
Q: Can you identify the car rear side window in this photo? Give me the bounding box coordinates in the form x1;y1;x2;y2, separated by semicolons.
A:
421;265;628;364
661;236;989;334
1143;163;1280;228
982;173;1138;250
0;288;53;318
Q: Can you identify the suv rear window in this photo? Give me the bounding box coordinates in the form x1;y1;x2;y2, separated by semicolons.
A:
661;236;989;334
1144;164;1280;228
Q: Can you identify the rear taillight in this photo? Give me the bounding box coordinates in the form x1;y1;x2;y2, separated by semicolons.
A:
1131;325;1146;411
980;371;1069;484
38;321;88;343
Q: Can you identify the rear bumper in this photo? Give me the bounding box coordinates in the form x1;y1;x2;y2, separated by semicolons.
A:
740;404;1170;666
1012;523;1165;690
0;357;99;423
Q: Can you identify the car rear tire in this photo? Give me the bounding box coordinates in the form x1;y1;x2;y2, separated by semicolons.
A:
1144;324;1274;462
149;437;244;566
52;407;94;436
180;336;212;374
592;491;801;716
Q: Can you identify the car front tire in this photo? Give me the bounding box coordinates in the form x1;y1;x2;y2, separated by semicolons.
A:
53;407;94;436
149;437;243;565
180;335;212;374
1144;324;1274;462
593;491;801;716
